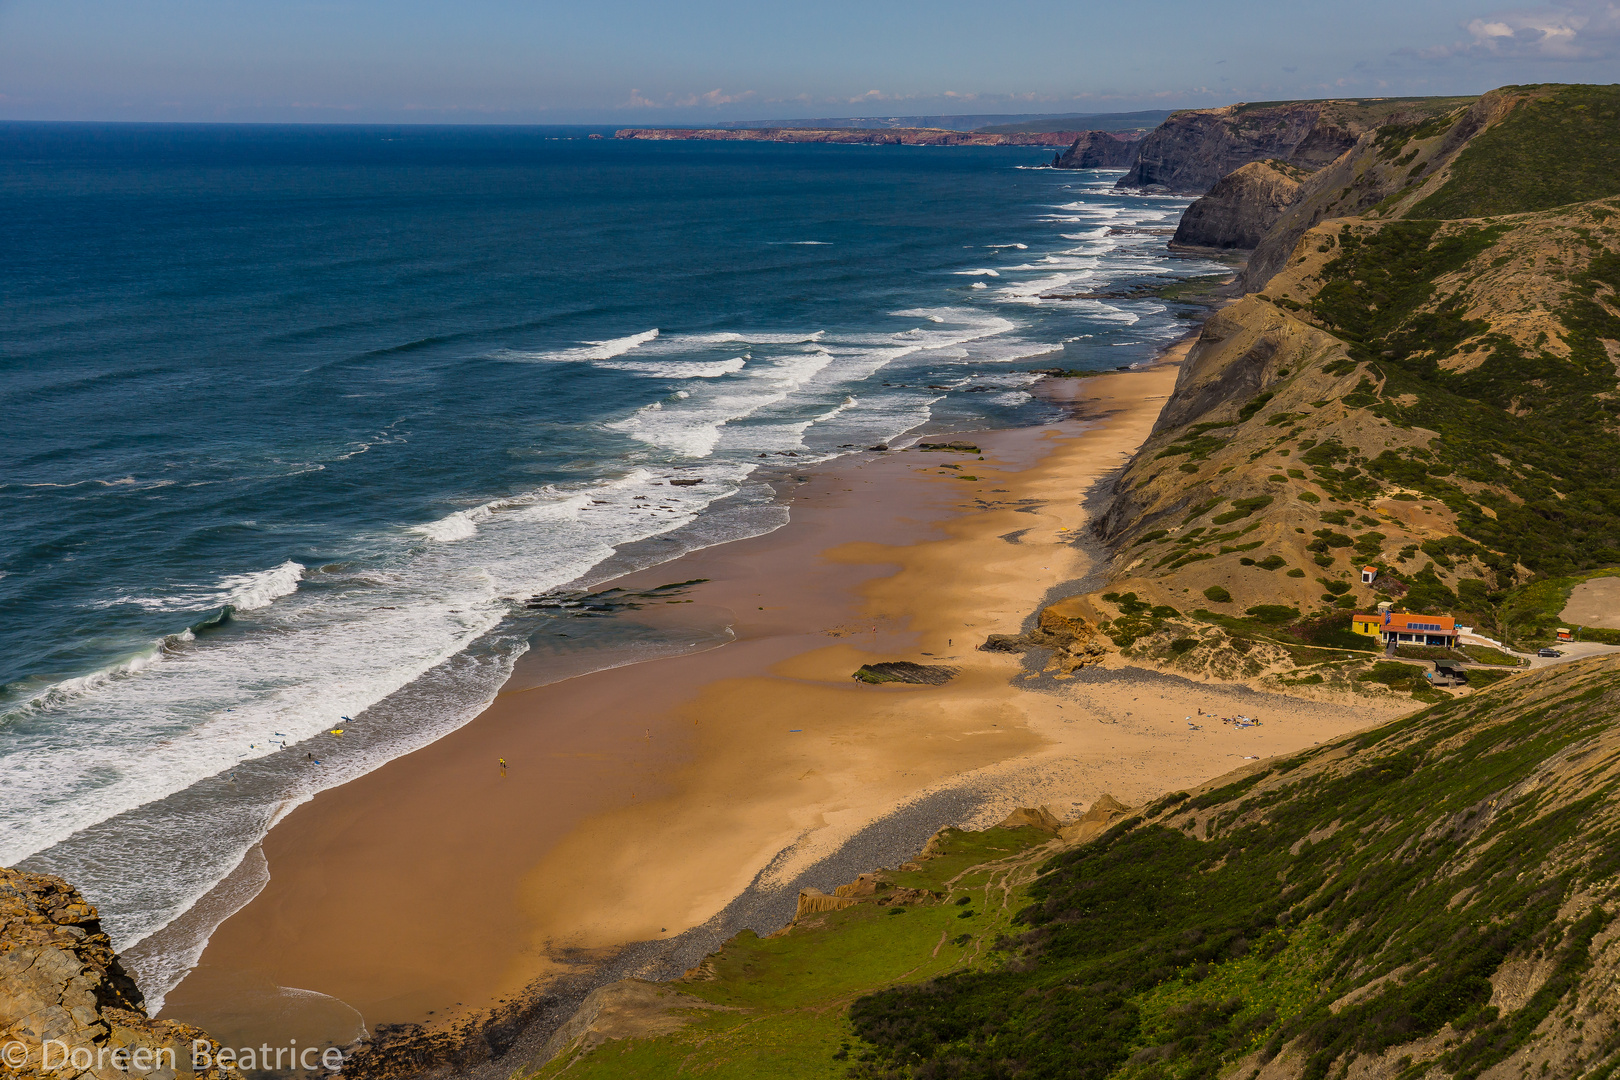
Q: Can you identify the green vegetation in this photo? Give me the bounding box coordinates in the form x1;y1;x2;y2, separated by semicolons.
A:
1211;496;1273;525
1102;592;1184;647
1202;586;1232;603
531;826;1058;1080
1463;667;1519;689
1463;644;1524;666
1411;85;1620;219
1308;214;1620;578
1245;604;1300;625
849;665;1620;1080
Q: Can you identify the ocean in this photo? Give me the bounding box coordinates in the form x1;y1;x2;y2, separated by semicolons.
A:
0;122;1216;1008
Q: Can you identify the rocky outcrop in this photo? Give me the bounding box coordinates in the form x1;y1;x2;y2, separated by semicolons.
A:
995;807;1062;832
0;867;241;1079
1171;161;1304;250
1117;97;1472;193
980;606;1108;672
615;128;1081;147
852;661;957;685
1050;131;1144;169
1057;794;1131;844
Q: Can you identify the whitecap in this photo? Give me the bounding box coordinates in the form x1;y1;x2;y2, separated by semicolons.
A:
499;329;661;364
218;561;304;611
598;356;747;379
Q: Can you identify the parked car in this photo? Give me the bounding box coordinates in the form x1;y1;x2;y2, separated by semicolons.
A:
1538;648;1563;658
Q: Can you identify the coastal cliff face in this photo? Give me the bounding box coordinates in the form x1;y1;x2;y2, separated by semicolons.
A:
0;867;241;1079
1050;130;1143;169
1081;82;1620;679
1169;160;1304;249
1118;97;1472;193
613;127;1081;147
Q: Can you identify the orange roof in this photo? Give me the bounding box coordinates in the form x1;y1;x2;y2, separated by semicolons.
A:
1353;612;1457;633
1363;565;1378;572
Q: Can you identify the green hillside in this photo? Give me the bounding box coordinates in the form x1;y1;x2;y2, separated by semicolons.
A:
1412;84;1620;219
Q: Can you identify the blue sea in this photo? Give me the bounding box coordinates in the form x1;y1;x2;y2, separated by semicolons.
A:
0;122;1214;1007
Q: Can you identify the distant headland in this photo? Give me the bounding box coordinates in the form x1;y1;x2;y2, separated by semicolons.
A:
613;127;1088;147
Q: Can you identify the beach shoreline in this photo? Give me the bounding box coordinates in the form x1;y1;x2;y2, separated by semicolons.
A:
157;336;1406;1061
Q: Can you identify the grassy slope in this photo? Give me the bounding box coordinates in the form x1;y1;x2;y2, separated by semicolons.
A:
846;657;1620;1080
530;827;1058;1079
1411;84;1620;219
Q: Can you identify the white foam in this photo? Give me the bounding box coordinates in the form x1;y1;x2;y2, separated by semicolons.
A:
218;561;304;611
954;268;1001;277
608;352;833;458
500;328;661;364
599;356;748;379
667;331;825;346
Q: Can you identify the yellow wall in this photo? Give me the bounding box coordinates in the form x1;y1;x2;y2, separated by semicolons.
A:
1352;619;1381;637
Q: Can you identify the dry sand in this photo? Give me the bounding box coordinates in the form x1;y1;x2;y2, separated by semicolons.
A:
162;343;1409;1048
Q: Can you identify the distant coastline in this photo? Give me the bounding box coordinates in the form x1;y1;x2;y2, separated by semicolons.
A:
613;127;1086;147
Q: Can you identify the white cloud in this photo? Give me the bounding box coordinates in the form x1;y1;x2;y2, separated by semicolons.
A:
1421;1;1620;59
620;88;756;110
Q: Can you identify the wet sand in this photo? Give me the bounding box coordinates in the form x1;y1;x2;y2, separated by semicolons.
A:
162;345;1407;1048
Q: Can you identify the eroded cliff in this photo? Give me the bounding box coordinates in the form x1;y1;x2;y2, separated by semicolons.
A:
1170;160;1306;249
1118;97;1472;194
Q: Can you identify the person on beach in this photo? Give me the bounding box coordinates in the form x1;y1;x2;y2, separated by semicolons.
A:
499;757;507;776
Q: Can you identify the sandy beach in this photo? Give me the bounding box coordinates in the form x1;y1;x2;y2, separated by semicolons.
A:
160;342;1408;1051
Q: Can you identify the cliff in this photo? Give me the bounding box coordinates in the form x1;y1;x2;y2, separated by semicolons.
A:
1072;82;1620;682
0;867;242;1079
1240;83;1620;289
1117;97;1473;193
613;127;1081;147
1050;130;1144;169
1169;160;1306;249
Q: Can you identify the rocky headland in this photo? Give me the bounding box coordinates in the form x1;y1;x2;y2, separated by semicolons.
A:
613;127;1081;147
0;868;242;1079
1116;96;1473;193
1048;130;1144;169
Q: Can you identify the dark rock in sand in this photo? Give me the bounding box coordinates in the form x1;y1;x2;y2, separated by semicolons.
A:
852;662;957;685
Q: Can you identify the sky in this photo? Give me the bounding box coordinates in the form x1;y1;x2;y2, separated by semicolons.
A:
2;0;1618;125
